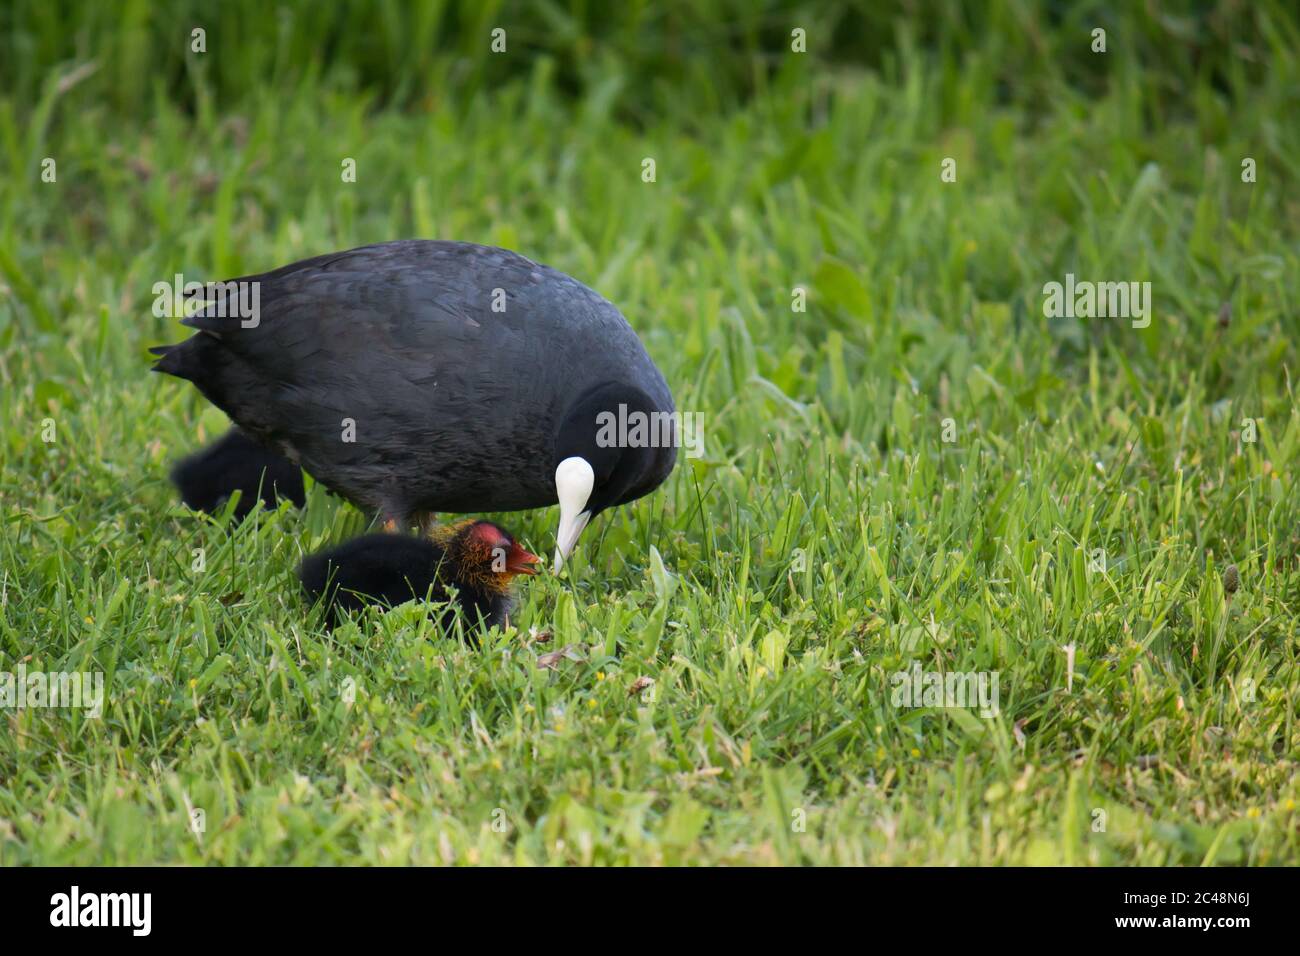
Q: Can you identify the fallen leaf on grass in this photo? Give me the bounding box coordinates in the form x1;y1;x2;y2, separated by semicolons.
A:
537;644;582;669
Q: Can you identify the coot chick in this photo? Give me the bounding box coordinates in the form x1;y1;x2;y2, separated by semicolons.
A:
298;519;540;631
150;240;676;566
170;428;305;520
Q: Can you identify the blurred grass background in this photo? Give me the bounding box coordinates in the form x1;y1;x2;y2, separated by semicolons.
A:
2;0;1288;116
0;0;1298;864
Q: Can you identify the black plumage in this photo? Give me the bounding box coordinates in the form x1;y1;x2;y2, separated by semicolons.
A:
169;428;304;519
150;241;677;552
298;520;539;631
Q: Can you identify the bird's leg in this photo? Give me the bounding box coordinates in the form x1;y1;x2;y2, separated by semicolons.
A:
379;506;408;533
379;508;435;535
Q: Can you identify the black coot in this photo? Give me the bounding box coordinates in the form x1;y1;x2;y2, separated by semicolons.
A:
151;241;677;566
170;428;305;520
298;519;540;630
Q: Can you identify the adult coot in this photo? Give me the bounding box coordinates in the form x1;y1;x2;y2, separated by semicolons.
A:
151;241;677;566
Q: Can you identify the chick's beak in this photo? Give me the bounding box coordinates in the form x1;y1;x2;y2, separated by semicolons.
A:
505;541;541;575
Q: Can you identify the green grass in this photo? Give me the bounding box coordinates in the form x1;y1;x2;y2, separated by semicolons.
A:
1;0;1298;864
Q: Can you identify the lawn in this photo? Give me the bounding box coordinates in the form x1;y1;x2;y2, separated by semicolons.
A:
1;1;1298;865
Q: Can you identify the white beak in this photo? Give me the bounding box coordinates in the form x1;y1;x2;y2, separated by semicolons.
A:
554;509;591;570
553;456;595;571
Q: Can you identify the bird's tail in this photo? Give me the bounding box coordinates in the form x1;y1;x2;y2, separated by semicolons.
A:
148;342;196;380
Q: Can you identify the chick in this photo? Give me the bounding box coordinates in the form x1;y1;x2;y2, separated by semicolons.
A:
170;428;304;520
298;519;539;631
